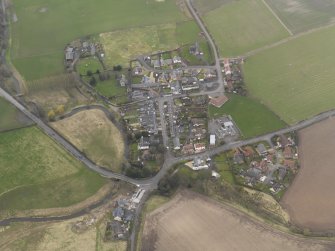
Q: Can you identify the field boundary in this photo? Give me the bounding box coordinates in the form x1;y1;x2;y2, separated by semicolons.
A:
261;0;293;36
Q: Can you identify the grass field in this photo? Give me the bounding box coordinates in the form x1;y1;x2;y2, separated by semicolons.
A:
11;0;187;80
213;154;234;185
51;109;125;172
193;0;233;14
282;118;335;231
176;20;201;45
209;95;286;138
141;190;332;251
76;57;103;76
203;0;289;56
0;97;32;132
244;25;335;124
265;0;335;34
0;126;106;211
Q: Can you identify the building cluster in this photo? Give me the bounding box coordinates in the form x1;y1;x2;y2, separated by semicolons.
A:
138;100;158;135
106;189;145;240
209;116;240;145
222;58;245;94
231;134;298;196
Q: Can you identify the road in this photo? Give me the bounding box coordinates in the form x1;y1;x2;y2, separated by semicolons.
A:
185;0;224;94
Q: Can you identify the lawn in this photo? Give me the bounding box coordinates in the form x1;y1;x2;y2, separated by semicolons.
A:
244;25;335;124
214;154;234;185
209;95;286;138
100;23;179;67
203;0;289;56
0;126;106;210
0;97;31;132
11;0;187;80
76;57;103;76
265;0;335;34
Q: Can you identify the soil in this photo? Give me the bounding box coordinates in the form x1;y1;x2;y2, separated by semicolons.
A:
281;117;335;231
141;190;335;251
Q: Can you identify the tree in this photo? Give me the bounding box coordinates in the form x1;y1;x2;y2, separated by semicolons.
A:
113;65;122;71
89;76;97;86
55;105;65;115
87;70;93;76
47;110;56;121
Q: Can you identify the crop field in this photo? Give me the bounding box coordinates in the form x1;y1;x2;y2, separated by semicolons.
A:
265;0;335;34
141;190;332;251
209;95;286;138
281;118;335;231
0;97;32;132
203;0;289;56
51;109;125;172
244;25;335;125
0;126;106;211
10;0;187;80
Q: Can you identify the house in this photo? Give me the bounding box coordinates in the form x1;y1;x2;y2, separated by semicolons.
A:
241;146;254;158
173;56;182;64
209;95;229;108
210;134;216;146
233;149;244;164
256;143;267;156
246;167;262;179
138;136;150;150
194;143;206;153
283;146;294;159
192;157;209;170
65;47;74;61
223;58;231;75
124;209;133;222
182;144;195;155
113;207;124;221
173;137;181;150
284;159;297;170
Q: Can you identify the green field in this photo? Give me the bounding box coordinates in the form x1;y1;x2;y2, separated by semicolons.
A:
203;0;289;56
11;0;187;80
244;25;335;124
209;95;286;138
0;126;106;210
266;0;335;34
214;154;234;185
76;57;103;76
0;98;31;132
193;0;233;14
176;20;201;45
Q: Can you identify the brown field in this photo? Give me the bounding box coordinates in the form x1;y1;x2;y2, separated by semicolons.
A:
281;118;335;231
51;109;125;172
141;190;334;251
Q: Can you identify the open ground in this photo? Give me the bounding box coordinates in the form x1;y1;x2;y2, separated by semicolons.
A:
0;126;106;213
51;109;125;172
10;0;188;80
141;190;334;251
265;0;335;34
281;118;335;231
244;25;335;124
202;0;289;56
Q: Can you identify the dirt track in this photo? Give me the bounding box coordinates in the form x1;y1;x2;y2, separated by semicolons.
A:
281;117;335;231
142;190;334;251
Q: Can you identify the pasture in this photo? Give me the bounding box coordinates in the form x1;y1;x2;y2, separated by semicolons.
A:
0;126;106;211
281;118;335;231
203;0;289;56
265;0;335;34
0;97;32;132
10;0;187;80
209;95;286;138
244;25;335;124
193;0;233;14
51;109;125;172
141;190;331;251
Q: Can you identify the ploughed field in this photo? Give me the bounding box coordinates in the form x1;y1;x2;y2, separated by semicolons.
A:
141;190;333;251
281;118;335;231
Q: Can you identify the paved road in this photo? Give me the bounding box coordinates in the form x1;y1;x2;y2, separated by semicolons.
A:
185;0;225;94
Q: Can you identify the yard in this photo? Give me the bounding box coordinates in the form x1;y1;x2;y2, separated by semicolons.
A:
10;0;187;80
0;97;32;132
0;126;106;211
51;109;125;173
203;0;289;56
244;25;335;124
265;0;335;34
209;95;286;138
213;154;235;185
76;57;103;76
281;118;335;231
141;190;331;251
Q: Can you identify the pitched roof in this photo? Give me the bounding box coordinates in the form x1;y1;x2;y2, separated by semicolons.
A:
209;95;229;108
